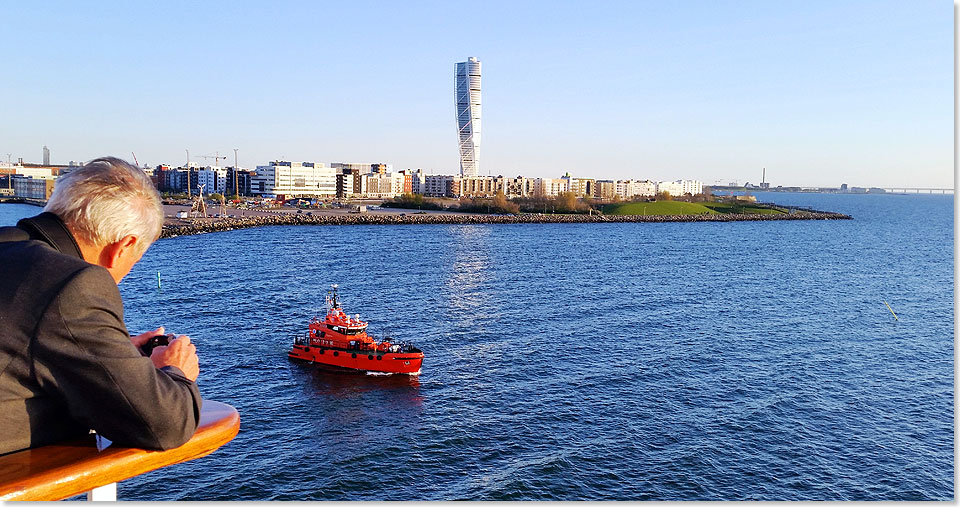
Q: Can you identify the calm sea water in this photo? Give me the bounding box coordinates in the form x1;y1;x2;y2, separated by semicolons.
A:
0;192;953;500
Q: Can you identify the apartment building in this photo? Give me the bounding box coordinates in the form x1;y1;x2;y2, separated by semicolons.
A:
533;177;570;197
657;179;703;196
616;179;657;199
251;161;337;199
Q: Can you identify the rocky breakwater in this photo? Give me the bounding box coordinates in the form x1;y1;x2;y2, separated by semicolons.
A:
160;209;851;238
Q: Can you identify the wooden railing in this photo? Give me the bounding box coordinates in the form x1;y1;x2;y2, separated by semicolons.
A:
0;400;240;501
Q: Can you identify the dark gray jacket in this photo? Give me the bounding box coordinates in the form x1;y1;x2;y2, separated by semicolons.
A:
0;212;201;456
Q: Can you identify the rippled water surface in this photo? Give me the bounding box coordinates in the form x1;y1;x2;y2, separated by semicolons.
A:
0;193;953;500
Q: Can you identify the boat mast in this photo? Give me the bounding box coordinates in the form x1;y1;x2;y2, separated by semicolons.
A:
327;284;341;310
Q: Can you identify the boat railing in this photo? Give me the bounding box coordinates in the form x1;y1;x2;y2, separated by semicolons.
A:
0;400;240;501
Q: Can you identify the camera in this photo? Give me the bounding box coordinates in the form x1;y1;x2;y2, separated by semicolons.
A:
140;333;175;357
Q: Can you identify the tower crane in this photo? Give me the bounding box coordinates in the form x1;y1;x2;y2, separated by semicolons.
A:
198;151;228;167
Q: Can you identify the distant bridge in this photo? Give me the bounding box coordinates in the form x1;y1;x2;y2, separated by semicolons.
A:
881;187;954;194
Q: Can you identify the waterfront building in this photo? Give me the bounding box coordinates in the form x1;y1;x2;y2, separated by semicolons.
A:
616;179;656;199
333;163;367;199
330;162;391;174
562;175;595;197
154;166;196;194
455;57;482;177
533;177;571;197
423;175;459;197
331;162;369;174
251;161;337;199
398;170;413;194
196;167;228;195
339;171;368;199
13;167;54;180
409;169;426;195
633;180;657;198
226;168;253;197
502;176;533;198
42;146;50;166
12;176;55;200
657;179;703;197
154;166;177;192
363;172;405;198
459;176;500;197
595;180;616;201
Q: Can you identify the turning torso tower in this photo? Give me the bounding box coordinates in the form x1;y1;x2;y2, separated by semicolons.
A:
455;57;482;177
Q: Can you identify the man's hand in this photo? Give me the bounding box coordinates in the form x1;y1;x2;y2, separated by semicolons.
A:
151;335;200;382
130;326;165;348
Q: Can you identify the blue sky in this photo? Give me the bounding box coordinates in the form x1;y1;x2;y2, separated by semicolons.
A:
1;1;952;187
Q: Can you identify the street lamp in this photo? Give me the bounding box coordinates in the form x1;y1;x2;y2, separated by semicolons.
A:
233;148;239;201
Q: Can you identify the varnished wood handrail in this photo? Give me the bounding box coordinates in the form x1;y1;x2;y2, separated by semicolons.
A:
0;400;240;501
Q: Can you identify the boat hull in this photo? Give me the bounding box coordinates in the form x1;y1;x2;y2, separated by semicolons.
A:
288;344;423;375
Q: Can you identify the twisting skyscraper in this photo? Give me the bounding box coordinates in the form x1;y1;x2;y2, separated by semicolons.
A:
455;57;482;177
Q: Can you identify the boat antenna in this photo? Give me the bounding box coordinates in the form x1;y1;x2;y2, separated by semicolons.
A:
327;284;340;309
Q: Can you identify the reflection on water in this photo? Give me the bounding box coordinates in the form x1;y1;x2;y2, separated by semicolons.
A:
303;368;422;402
445;225;493;318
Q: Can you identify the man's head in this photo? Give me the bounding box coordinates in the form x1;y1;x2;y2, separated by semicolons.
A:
44;157;163;283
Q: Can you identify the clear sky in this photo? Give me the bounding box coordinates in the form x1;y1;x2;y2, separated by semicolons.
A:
1;1;952;188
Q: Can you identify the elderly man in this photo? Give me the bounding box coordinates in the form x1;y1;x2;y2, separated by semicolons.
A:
0;157;201;456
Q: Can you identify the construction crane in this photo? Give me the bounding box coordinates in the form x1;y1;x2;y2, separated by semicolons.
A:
198;152;228;167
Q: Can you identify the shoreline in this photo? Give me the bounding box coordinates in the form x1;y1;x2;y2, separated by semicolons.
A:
159;209;852;238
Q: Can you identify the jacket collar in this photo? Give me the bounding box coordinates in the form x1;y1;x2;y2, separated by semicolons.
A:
17;212;85;260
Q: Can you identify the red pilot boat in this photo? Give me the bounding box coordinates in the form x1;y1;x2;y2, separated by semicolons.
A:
288;285;424;375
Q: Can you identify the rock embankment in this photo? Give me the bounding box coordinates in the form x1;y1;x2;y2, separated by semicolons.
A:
160;210;851;238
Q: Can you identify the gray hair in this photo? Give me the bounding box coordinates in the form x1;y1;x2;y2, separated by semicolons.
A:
44;157;163;253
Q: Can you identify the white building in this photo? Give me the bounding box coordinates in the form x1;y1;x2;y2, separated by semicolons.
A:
455;57;482;177
251;161;337;198
561;174;594;197
409;169;426;195
616;179;657;199
364;172;405;198
533;177;571;197
15;167;54;180
657;179;703;197
196;167;228;194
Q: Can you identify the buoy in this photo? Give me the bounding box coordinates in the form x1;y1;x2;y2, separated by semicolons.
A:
883;300;899;321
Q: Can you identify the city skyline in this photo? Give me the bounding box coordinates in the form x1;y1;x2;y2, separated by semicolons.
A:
0;1;952;188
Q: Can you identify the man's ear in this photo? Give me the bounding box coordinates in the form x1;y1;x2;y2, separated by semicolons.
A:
99;235;139;269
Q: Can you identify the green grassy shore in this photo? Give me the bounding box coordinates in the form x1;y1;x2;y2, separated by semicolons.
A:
603;201;787;216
